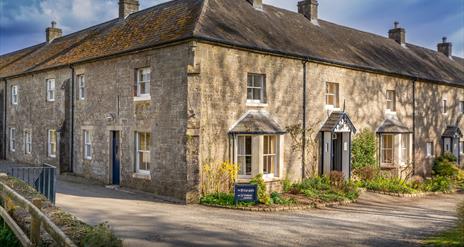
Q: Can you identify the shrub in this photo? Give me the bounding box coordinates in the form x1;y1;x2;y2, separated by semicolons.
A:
353;166;379;181
409;175;424;190
291;176;359;202
250;174;271;205
0;218;20;247
421;176;453;192
201;161;239;196
352;129;377;169
282;178;292;193
81;223;122;247
270;192;295;205
433;153;460;179
329;171;344;189
361;177;416;194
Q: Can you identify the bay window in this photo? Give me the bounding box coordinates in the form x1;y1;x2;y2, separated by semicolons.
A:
381;134;393;166
400;134;409;163
135;132;151;174
263;136;277;176
237;136;252;177
235;135;282;180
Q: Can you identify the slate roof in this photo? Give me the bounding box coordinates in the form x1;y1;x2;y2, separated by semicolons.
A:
320;112;356;133
229;110;286;135
376;117;412;134
1;0;463;86
442;126;463;138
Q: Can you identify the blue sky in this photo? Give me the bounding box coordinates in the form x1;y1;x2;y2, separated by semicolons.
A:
0;0;463;57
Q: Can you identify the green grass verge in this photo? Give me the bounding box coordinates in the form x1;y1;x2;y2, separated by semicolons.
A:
424;228;464;246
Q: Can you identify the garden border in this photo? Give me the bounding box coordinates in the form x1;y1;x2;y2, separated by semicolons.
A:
201;199;357;212
366;189;460;198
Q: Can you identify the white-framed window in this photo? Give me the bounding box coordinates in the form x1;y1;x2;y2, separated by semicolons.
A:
135;68;151;98
400;134;409;163
460;141;464;155
9;128;16;152
236;135;281;179
237;136;252;177
135;132;151;174
326;82;339;108
386;90;396;111
77;74;85;100
426;142;434;157
48;129;57;158
381;134;393;166
46;79;55;102
460;101;464;113
442;99;447;114
83;130;92;160
263;135;277;177
247;73;266;103
11;85;18;105
24;130;32;154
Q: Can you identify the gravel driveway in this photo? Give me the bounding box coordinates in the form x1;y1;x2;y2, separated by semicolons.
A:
56;178;463;247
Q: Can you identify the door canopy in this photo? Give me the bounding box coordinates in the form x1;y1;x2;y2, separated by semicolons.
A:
442;126;463;139
320;112;357;133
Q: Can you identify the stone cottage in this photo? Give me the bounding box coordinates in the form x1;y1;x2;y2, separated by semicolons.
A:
0;0;463;203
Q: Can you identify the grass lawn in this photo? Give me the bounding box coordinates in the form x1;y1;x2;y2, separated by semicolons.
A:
424;228;464;246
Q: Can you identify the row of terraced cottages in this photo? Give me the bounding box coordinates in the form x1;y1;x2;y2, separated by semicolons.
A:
0;0;463;203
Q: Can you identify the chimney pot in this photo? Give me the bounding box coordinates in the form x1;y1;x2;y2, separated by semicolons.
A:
298;0;319;24
388;21;406;46
119;0;139;18
437;37;452;58
46;21;62;43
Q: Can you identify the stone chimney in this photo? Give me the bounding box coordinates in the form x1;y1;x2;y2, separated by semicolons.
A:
46;21;62;43
298;0;319;24
119;0;139;18
388;21;406;46
247;0;263;10
437;37;452;58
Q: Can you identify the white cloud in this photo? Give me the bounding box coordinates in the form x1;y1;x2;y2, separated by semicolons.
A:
449;27;464;57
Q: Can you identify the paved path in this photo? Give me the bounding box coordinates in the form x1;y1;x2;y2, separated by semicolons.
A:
56;179;463;247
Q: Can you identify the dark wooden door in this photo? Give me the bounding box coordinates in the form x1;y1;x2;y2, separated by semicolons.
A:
332;133;343;172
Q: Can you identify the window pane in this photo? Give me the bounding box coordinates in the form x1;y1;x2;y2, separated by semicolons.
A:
253;88;261;101
245;137;252;155
253;75;262;87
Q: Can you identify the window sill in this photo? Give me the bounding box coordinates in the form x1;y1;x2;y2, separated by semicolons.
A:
84;157;92;161
132;172;151;180
246;101;268;108
325;105;341;111
134;96;151;102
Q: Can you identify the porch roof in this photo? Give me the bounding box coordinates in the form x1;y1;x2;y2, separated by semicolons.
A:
228;110;286;135
320;112;356;133
442;126;463;138
376;117;412;134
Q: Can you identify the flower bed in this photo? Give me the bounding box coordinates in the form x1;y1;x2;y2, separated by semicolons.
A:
200;173;360;212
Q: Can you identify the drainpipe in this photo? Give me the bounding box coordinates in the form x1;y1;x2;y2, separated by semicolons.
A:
412;78;417;175
69;65;75;173
2;78;7;159
302;60;308;180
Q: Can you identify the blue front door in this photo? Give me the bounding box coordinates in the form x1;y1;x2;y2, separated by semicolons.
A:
112;131;120;185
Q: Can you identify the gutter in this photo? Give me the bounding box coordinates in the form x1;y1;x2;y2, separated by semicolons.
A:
69;65;75;173
302;60;308;179
2;78;6;159
412;78;417;175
